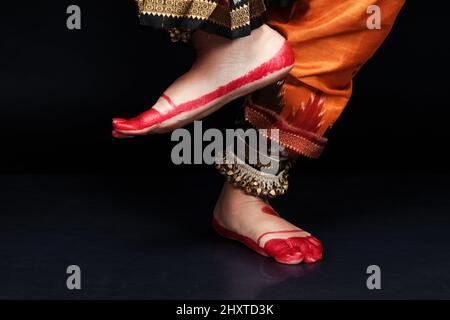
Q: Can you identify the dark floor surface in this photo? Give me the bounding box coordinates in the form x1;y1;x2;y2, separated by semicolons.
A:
0;171;449;299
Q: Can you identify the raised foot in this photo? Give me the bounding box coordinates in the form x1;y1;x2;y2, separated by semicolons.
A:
112;24;294;138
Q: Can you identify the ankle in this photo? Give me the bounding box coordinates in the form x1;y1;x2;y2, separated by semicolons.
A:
193;24;286;55
214;182;264;218
192;30;227;51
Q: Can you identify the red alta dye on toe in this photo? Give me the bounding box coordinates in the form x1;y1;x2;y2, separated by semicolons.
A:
211;217;323;265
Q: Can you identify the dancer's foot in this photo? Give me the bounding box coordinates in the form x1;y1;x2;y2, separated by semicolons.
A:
213;182;323;265
112;24;294;137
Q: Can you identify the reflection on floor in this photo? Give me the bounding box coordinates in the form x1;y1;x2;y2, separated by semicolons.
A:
0;172;449;299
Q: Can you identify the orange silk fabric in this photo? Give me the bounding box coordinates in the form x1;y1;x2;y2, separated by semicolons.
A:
246;0;405;157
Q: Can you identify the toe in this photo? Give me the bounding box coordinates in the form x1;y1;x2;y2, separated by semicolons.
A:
112;118;126;124
306;236;323;261
113;120;139;132
288;237;320;263
113;109;162;133
310;244;323;261
304;252;318;263
112;130;134;139
274;251;304;265
307;236;322;248
264;239;304;265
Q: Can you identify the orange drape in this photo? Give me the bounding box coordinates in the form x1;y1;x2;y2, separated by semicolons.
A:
245;0;405;157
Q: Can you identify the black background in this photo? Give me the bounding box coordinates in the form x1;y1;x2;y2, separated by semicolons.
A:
1;1;450;300
1;0;448;173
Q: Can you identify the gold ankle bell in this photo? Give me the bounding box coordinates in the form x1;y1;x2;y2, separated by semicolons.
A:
215;149;293;199
168;28;192;43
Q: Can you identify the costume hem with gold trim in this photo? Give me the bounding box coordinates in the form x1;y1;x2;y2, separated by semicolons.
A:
135;0;287;40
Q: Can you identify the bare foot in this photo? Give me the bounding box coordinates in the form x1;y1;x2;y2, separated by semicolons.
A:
112;24;294;137
213;182;323;265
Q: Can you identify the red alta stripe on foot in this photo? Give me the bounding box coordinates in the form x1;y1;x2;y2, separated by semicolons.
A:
113;41;295;132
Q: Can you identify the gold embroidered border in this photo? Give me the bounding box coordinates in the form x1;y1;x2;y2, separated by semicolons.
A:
245;104;327;159
136;0;218;21
136;0;266;30
209;0;266;30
